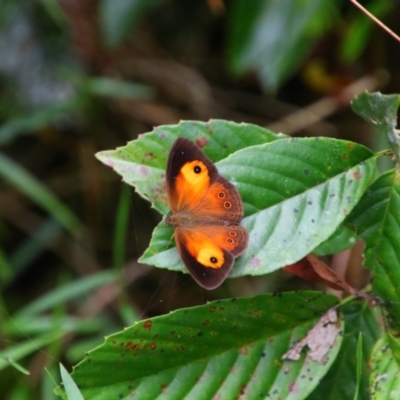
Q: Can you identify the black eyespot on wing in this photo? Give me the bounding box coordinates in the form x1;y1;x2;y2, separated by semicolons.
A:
224;201;232;209
177;237;235;289
194;165;201;173
167;138;219;192
210;257;218;264
218;192;225;198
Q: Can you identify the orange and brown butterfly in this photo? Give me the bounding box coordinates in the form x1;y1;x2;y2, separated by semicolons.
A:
165;137;248;289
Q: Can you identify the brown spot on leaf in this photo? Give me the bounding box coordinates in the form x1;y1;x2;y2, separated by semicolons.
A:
143;320;152;331
195;137;209;148
126;342;134;350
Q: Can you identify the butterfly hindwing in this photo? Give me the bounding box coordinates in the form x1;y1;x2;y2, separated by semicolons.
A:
174;228;234;290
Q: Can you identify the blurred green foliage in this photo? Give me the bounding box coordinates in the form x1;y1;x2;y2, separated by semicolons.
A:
0;0;399;398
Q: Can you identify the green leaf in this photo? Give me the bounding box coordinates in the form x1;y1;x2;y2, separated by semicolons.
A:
348;169;400;328
3;358;30;375
387;333;400;369
313;226;358;257
83;77;154;100
0;332;61;372
95;120;280;214
227;0;336;91
0;153;82;234
66;292;340;400
3;315;104;337
340;0;391;62
16;270;117;317
0;98;84;146
309;301;381;400
140;135;377;278
0;247;12;285
60;364;84;400
351;92;400;161
37;0;68;28
370;334;400;399
100;0;164;48
354;332;363;400
8;219;62;286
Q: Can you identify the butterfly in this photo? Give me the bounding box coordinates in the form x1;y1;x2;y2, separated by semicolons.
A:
165;137;248;289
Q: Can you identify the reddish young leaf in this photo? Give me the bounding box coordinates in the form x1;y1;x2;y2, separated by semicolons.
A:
284;253;373;300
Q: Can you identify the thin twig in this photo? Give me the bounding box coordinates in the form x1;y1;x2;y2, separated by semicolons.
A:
350;0;400;43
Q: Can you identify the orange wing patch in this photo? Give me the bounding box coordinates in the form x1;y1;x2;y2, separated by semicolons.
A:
177;229;225;268
176;225;247;269
173;160;210;212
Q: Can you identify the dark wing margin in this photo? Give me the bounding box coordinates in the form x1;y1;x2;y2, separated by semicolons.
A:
176;237;234;290
166;137;219;189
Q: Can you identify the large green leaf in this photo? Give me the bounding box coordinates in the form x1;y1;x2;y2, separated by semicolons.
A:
95;120;280;214
348;169;400;328
308;301;381;400
370;334;400;399
137;134;376;278
59;292;341;400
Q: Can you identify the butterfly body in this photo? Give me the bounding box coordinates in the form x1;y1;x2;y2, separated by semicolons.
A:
165;137;248;289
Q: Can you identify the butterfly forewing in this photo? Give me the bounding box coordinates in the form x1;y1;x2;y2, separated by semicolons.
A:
166;138;218;213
